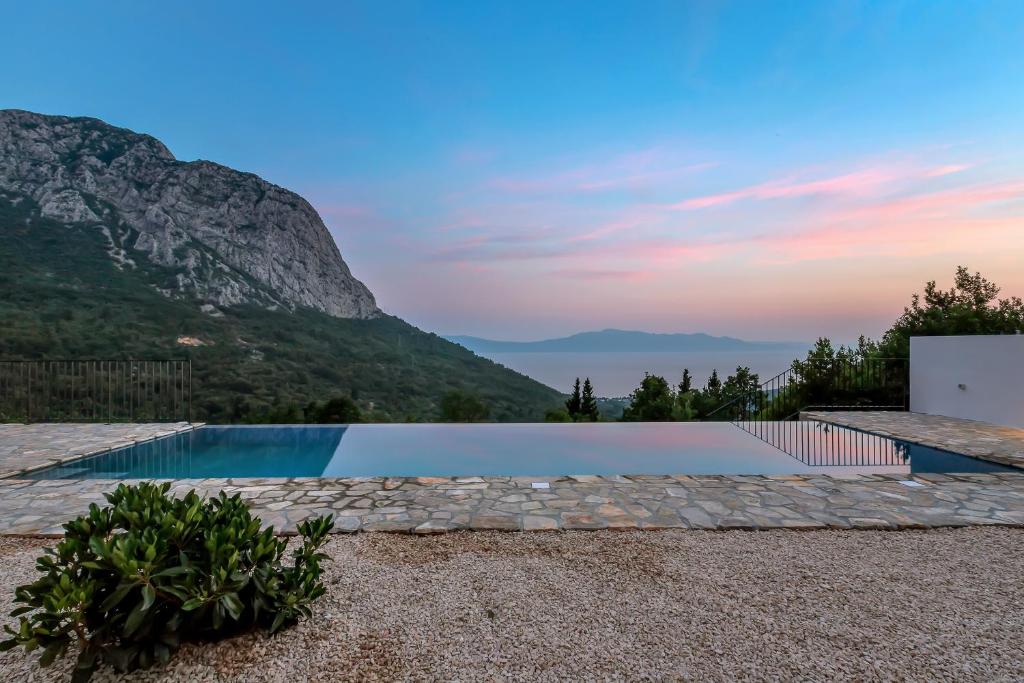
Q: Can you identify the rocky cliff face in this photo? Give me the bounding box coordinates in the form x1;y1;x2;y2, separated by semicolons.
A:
0;109;379;318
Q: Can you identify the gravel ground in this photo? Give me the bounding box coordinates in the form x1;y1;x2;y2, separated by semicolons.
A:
1;528;1023;682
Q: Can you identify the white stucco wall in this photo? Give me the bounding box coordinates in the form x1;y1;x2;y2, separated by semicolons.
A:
910;335;1024;428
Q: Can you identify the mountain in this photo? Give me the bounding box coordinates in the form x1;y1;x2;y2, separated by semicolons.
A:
448;329;807;353
0;109;377;318
0;110;563;421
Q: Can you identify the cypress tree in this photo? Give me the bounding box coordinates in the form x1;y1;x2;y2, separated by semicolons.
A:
565;377;582;419
706;369;722;402
678;368;692;394
580;377;599;421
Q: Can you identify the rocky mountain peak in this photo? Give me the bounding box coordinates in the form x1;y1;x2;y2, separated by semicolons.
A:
0;109;380;319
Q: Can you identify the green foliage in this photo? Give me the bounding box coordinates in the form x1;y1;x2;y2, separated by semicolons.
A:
0;194;563;423
673;389;697;421
241;396;364;424
439;389;490;422
304;396;363;424
704;369;722;404
677;369;692;394
544;408;573;422
879;266;1024;357
621;373;676;421
0;482;334;682
774;338;906;416
242;402;305;424
721;366;759;404
622;367;761;421
565;378;582;417
564;377;600;421
579;378;599;422
595;397;629;421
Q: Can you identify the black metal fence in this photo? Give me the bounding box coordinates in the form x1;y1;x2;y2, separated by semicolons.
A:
0;360;191;423
733;419;910;467
705;357;909;422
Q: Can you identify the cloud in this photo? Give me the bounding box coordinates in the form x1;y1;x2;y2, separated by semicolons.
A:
925;164;971;177
744;178;1024;263
488;146;715;195
550;268;655;281
669;167;904;210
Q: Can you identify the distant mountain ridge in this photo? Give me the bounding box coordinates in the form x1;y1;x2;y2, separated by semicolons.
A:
448;329;807;353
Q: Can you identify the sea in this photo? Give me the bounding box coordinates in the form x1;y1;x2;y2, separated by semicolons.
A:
478;350;805;397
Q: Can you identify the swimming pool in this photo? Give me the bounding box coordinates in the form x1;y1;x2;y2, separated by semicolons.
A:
24;420;1015;479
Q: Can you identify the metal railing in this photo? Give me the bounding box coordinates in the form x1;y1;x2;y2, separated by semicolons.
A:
0;360;192;423
704;357;909;422
733;419;910;467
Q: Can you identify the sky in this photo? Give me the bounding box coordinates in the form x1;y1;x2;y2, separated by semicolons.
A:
2;0;1023;342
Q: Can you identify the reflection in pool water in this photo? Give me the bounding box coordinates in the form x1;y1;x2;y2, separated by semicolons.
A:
25;420;1015;480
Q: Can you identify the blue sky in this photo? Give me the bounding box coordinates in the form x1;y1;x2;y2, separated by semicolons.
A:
3;1;1023;341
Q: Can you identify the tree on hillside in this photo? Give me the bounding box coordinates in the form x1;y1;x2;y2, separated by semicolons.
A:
880;266;1024;357
439;390;490;422
565;378;582;419
544;408;573;422
705;369;722;403
722;366;760;402
673;389;697;421
580;378;600;421
678;369;692;394
670;368;696;420
621;373;675;421
306;396;363;423
243;401;303;424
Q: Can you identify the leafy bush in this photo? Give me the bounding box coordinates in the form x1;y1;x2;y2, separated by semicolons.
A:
0;482;334;682
305;396;363;423
439;389;490;422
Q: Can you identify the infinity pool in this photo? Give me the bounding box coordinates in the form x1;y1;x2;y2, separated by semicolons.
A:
24;420;1014;479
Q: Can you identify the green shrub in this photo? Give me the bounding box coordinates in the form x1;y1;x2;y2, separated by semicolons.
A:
0;482;334;682
439;389;490;422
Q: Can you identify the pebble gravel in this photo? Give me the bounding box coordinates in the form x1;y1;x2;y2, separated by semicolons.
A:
1;528;1023;682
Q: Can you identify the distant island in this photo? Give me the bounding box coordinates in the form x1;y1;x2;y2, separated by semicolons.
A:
447;329;808;353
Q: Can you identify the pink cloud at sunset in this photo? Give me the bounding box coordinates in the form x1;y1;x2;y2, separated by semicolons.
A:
668;163;971;211
487;146;717;195
316;139;1024;342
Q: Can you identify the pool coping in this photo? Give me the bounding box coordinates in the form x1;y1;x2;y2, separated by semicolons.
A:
0;422;203;480
801;411;1024;470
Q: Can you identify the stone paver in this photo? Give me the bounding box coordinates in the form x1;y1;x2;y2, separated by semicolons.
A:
0;422;197;478
1;471;1023;536
2;420;1024;536
803;411;1024;469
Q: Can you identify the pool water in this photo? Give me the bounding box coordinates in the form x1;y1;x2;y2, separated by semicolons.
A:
24;420;1016;479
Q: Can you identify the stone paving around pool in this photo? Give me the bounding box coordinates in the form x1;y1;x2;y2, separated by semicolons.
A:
803;411;1024;469
0;423;195;479
1;419;1024;536
1;470;1024;536
0;422;197;478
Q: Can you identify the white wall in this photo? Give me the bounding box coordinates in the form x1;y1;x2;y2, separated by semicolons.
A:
911;335;1024;428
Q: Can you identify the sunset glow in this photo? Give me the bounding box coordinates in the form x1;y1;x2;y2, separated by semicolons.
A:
4;1;1022;342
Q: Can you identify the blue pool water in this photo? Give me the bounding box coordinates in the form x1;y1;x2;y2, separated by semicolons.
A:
24;420;1016;479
